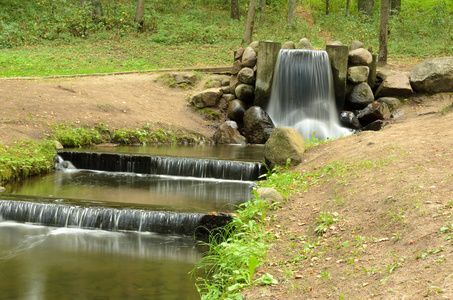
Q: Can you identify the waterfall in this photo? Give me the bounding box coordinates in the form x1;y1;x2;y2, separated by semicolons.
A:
267;49;351;140
0;200;231;238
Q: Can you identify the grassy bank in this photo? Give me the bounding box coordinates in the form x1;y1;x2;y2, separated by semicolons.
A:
0;122;207;184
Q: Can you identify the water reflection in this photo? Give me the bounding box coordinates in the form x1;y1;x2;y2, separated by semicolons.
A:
0;222;201;299
6;170;255;212
74;143;265;162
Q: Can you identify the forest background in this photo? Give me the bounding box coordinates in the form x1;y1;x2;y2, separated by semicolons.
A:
1;0;452;78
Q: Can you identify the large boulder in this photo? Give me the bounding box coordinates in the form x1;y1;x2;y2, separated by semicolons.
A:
263;127;305;168
237;67;255;84
227;99;247;122
347;82;374;109
230;60;242;75
213;122;247;145
255;187;285;205
357;101;390;126
350;40;364;51
348;66;370;83
242;47;257;68
376;97;402;110
282;41;296;49
410;57;453;93
297;38;315;50
243;106;275;144
339;111;362;129
235;84;255;103
375;73;413;98
190;88;223;108
348;48;372;66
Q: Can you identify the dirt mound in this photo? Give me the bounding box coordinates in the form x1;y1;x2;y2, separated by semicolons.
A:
243;93;453;299
0;73;218;145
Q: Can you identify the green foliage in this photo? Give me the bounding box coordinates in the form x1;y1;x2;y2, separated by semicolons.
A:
191;197;272;299
2;0;450;77
50;122;205;147
194;107;221;121
0;140;56;183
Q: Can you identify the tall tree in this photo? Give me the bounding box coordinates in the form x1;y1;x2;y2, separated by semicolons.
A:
288;0;296;25
346;0;350;15
259;0;266;22
358;0;374;17
326;0;329;15
91;0;103;19
81;0;103;20
242;0;258;45
390;0;401;15
135;0;146;29
231;0;239;20
378;0;389;66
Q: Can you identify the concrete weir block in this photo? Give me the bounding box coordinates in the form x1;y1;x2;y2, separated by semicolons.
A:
254;41;281;109
326;44;349;112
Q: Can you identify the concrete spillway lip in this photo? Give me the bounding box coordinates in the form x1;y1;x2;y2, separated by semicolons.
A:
0;195;232;241
57;150;267;181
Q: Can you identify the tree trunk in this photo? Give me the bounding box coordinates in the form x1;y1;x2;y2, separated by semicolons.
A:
346;0;350;15
326;0;329;15
259;0;266;22
91;0;103;19
135;0;146;29
288;0;296;25
231;0;240;20
390;0;401;15
242;0;258;45
358;0;374;17
378;0;389;66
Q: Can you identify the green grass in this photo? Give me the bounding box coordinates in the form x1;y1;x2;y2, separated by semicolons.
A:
50;122;207;147
2;0;450;78
0;140;56;183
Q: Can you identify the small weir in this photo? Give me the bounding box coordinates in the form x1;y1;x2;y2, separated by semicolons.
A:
0;199;231;238
58;150;266;181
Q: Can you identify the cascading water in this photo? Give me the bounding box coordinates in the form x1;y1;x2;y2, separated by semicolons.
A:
267;49;351;140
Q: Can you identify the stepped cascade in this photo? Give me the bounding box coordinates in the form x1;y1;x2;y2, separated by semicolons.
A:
267;49;351;140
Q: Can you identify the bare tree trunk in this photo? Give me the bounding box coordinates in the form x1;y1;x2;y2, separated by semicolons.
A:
346;0;350;15
358;0;374;17
288;0;296;25
135;0;146;30
91;0;103;19
259;0;266;22
80;0;103;20
390;0;401;15
242;0;258;45
326;0;329;15
378;0;389;66
231;0;240;20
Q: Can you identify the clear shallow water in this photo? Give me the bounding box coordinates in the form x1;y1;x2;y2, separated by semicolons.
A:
74;144;265;162
0;222;201;300
0;144;262;299
4;169;255;213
